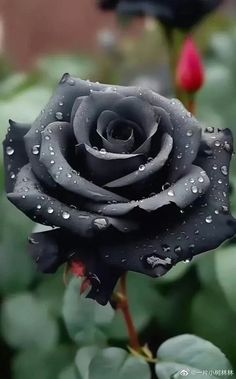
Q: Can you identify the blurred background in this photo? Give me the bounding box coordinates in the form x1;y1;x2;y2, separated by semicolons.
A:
0;0;236;378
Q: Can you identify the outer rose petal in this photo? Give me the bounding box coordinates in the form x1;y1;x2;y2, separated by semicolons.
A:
98;128;236;277
3;120;30;193
29;228;122;305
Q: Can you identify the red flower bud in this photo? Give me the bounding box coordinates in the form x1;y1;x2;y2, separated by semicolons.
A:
176;37;205;93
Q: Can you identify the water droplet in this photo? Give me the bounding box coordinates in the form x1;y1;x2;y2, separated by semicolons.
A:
93;218;108;230
50;160;55;165
68;78;75;86
190;178;195;183
45;135;50;141
6;146;14;156
186;130;193;137
221;165;228;176
162;244;170;252
205;215;212;224
147;157;153;162
167;189;174;197
10;172;16;179
47;207;54;214
214;140;221;147
162;182;170;191
32;144;40;155
174;246;182;254
177;153;183;159
184;259;190;264
100;148;106;154
36;204;42;210
55;111;63;120
218;179;223;184
224;141;231;152
205;126;214;133
58;166;63;171
222;205;229;213
139;164;145;171
214;209;219;214
62;211;70;219
59;101;64;106
191;185;198;194
67;173;72;178
212;163;218;170
198;177;204;183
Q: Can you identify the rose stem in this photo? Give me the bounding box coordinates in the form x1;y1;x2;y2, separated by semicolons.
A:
186;92;196;115
161;24;185;99
118;273;141;352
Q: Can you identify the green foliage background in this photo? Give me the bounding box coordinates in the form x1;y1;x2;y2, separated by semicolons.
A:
1;16;236;379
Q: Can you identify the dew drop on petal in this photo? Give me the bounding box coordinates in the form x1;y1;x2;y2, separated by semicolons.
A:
205;215;212;224
139;164;145;171
162;182;170;191
167;189;175;197
191;185;198;194
6;146;14;156
214;140;221;147
222;205;229;213
212;163;218;170
36;204;42;210
198;177;204;183
62;211;70;219
47;207;54;214
32;145;40;155
93;218;108;230
221;165;228;176
186;130;193;137
55;112;63;120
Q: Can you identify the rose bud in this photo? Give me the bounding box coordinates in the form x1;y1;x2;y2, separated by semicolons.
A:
176;37;205;93
97;0;223;29
3;75;236;305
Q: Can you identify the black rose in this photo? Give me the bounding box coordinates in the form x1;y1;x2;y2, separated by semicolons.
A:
3;74;236;305
98;0;222;29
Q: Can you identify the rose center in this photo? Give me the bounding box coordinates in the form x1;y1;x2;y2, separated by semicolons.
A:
107;120;133;142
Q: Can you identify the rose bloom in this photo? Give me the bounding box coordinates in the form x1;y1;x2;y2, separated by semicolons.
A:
3;75;236;304
98;0;223;29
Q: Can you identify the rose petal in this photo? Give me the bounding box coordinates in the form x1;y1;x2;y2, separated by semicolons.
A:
86;164;210;216
3;120;30;193
76;143;146;185
24;74;105;187
29;228;122;305
73;91;123;146
7;164;134;237
104;133;173;189
112;96;158;138
98;128;236;277
97;111;137;153
39;121;127;203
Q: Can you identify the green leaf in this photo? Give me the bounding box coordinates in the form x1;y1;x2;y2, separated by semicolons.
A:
156;334;233;379
62;278;114;346
38;55;95;84
88;348;151;379
58;365;79;379
13;346;73;379
190;290;236;364
0;198;36;294
215;246;236;313
75;346;100;379
1;293;58;350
